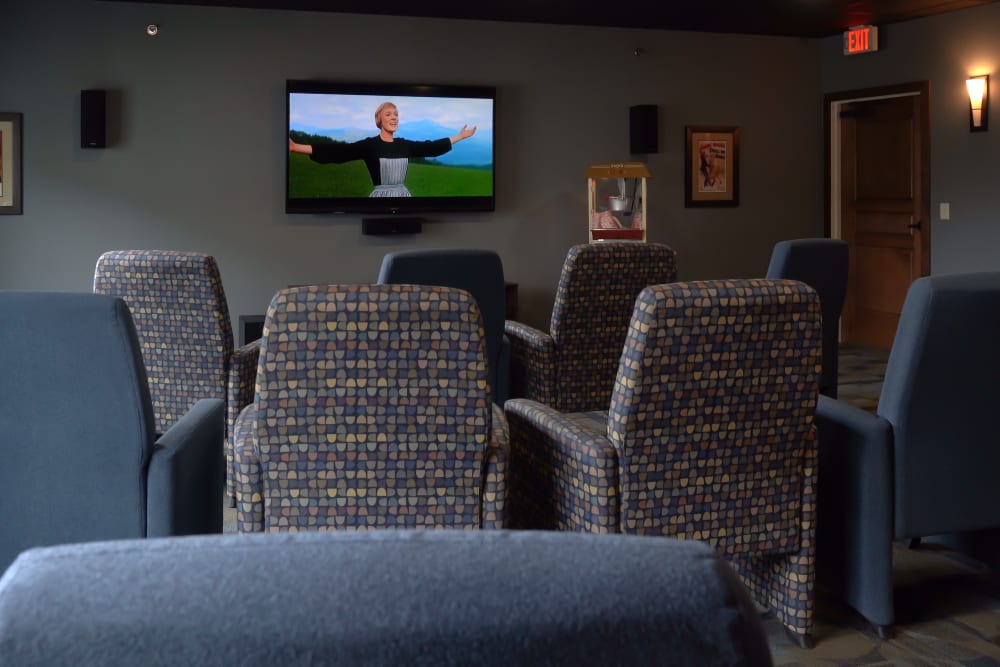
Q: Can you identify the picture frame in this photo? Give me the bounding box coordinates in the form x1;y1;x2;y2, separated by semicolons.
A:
0;112;23;215
684;125;739;208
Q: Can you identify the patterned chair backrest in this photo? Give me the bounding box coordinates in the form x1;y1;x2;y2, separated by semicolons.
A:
608;279;821;555
377;248;506;402
255;284;492;530
94;250;234;434
550;242;678;412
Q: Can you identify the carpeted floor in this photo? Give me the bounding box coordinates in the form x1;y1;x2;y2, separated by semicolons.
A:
767;542;1000;665
223;502;236;534
836;343;889;414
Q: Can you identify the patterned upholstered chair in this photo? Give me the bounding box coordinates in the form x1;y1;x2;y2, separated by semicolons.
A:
506;279;822;646
234;284;508;532
0;292;224;572
377;248;510;404
93;250;260;501
505;242;678;412
815;272;1000;637
766;238;848;397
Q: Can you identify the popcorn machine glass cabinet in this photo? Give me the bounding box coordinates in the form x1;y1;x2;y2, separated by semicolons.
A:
587;162;648;242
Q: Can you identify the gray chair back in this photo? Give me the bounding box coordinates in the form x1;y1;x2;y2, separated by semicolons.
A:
0;292;156;571
879;272;1000;537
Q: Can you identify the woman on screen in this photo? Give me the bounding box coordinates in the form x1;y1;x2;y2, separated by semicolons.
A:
288;101;477;197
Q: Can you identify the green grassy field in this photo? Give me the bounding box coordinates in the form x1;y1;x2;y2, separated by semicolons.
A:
288;153;493;198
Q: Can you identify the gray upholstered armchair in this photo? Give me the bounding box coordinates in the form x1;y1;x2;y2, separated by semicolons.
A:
234;284;508;532
378;248;510;404
506;279;822;646
93;250;259;503
815;272;1000;636
0;292;224;572
505;242;678;412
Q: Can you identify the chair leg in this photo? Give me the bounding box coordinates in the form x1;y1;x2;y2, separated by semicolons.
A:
784;627;813;649
872;623;892;640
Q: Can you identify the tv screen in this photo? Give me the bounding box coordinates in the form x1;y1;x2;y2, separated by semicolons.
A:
286;80;495;215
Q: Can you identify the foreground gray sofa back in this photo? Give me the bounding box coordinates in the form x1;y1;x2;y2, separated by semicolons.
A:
0;531;773;666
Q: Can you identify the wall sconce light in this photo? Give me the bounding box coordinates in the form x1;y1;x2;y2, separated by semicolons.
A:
966;74;989;132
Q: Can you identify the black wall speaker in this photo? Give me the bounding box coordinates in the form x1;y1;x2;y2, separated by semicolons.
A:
362;217;423;235
81;89;107;149
629;104;658;154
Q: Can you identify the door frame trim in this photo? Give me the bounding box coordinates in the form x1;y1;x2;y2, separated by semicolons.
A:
824;80;932;276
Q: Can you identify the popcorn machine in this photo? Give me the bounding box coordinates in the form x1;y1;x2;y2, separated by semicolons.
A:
587;162;648;242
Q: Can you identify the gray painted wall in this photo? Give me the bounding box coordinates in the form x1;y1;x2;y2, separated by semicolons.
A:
0;0;823;331
821;3;1000;276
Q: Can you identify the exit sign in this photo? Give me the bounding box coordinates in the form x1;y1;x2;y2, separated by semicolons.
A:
843;25;878;55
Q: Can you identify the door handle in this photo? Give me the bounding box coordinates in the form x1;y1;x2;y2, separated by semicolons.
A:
907;222;921;229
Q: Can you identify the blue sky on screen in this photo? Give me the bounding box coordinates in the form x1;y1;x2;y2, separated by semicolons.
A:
290;93;493;133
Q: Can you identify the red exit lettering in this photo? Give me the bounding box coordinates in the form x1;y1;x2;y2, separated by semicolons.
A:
848;29;869;53
843;25;878;55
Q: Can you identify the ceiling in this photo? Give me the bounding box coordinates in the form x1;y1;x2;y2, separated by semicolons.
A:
101;0;1000;37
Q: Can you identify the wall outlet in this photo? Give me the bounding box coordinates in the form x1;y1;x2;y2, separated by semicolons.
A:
939;202;951;221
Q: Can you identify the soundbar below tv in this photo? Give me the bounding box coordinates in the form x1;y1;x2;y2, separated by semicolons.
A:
286;80;496;215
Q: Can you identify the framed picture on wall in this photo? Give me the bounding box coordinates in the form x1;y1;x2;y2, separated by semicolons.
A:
0;113;23;215
684;125;739;208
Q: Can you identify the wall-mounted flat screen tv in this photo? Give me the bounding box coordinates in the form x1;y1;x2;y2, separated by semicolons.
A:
286;80;495;215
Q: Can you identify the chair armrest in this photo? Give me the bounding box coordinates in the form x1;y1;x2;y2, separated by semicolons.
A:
226;338;261;496
228;339;260;438
504;320;556;405
505;398;619;532
147;398;225;537
482;404;510;529
233;403;264;532
814;394;895;626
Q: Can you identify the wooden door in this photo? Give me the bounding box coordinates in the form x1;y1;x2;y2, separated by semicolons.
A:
839;93;929;349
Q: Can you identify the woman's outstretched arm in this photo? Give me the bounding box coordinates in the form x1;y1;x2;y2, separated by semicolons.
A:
289;138;313;155
450;125;477;144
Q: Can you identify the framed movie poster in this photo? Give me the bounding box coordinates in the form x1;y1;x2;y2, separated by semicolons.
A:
684;125;739;208
0;113;23;215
